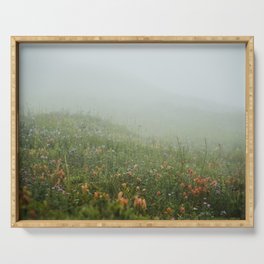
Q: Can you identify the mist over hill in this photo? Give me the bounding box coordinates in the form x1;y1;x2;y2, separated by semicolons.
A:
21;85;244;146
19;43;245;145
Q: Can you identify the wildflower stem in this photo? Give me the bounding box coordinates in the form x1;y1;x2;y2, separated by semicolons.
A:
201;138;208;175
64;154;70;183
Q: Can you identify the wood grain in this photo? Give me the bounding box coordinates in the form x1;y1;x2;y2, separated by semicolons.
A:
11;36;253;43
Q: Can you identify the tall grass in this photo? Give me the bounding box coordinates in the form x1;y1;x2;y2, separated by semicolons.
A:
19;112;245;220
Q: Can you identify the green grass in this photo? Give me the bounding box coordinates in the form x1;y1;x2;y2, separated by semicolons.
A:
19;112;245;220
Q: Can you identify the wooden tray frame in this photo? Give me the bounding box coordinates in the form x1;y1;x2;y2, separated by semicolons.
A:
11;36;254;228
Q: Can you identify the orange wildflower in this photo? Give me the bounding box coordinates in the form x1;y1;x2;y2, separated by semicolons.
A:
94;191;100;199
179;205;185;214
165;207;173;215
134;196;147;210
117;191;128;207
119;197;128;206
94;191;109;200
211;180;218;187
57;168;65;179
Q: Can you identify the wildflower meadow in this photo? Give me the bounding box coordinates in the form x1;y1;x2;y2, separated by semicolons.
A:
19;112;245;220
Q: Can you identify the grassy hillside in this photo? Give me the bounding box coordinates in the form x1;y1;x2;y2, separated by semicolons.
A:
19;112;245;220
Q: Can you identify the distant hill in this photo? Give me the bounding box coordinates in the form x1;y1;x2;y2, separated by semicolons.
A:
86;89;245;145
22;76;244;146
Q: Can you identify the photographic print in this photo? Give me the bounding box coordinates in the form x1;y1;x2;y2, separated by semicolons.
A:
11;37;254;227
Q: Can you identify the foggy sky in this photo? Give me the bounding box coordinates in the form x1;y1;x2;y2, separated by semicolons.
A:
19;43;245;115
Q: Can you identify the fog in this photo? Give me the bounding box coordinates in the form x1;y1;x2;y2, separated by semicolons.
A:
19;43;245;144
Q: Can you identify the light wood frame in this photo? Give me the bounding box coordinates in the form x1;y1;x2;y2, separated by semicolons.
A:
11;36;254;228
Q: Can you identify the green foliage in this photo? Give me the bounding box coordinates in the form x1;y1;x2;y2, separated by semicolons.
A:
19;112;245;220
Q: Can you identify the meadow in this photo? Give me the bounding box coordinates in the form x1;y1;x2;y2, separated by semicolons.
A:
19;112;245;220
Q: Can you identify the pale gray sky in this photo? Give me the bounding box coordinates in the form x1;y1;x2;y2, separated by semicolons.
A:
19;43;245;113
19;43;246;141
